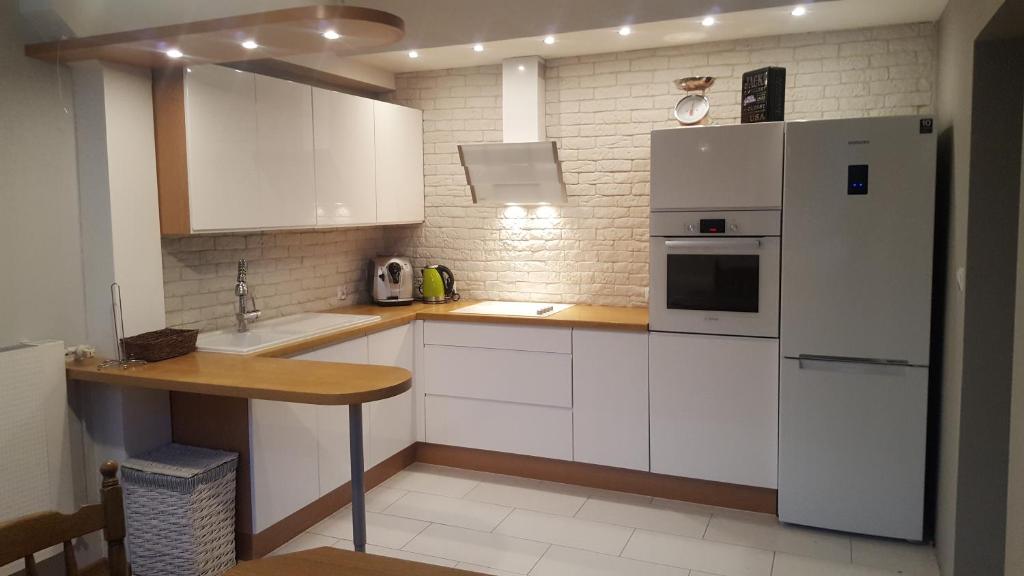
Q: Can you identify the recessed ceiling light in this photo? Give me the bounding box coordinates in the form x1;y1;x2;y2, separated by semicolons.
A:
618;26;632;36
241;40;258;50
702;16;716;27
791;5;807;16
473;43;484;52
543;35;556;45
518;64;526;72
166;48;184;59
408;50;419;59
322;30;341;40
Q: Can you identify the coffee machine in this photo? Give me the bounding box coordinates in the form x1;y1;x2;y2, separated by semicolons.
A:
372;256;414;306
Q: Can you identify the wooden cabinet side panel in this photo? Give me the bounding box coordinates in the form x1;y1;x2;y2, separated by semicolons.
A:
169;392;252;545
152;66;190;235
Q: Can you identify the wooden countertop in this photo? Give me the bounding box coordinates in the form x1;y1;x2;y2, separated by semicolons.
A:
67;301;643;399
67;353;411;405
228;547;482;575
260;301;648;358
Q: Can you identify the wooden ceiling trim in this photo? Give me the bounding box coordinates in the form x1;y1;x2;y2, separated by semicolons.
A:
24;5;404;68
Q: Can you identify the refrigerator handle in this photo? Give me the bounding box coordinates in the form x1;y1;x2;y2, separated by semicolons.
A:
795;354;911;368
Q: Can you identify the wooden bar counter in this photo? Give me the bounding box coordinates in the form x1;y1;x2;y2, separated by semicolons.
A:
68;352;412;557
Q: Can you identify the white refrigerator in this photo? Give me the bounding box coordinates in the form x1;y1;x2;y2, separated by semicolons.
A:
779;116;936;540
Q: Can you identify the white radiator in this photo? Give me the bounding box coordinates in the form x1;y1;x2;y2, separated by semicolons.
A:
0;341;74;548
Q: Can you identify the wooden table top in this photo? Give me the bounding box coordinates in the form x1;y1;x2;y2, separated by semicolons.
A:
66;353;411;405
227;547;482;575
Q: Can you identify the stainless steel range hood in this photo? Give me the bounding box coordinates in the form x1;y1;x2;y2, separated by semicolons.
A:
458;57;566;206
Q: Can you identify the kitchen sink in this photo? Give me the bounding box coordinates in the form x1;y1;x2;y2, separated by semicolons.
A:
196;313;381;355
451;301;573;318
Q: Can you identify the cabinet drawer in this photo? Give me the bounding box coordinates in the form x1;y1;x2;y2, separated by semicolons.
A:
423;321;571;353
424;345;571;408
425;395;572;460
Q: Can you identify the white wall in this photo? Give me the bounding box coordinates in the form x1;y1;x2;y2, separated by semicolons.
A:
391;23;936;305
70;61;172;500
933;0;1005;571
0;0;86;347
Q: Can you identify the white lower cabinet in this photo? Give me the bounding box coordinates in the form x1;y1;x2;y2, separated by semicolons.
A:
425;396;573;460
300;337;371;496
250;399;318;533
649;332;779;488
367;323;416;467
250;325;415;532
572;329;649;471
421;321;574;459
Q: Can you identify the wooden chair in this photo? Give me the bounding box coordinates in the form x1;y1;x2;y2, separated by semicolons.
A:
0;461;129;576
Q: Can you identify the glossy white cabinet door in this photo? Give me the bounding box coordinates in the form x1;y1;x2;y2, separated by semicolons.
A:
293;338;370;496
373;101;424;224
649;332;779;488
367;324;416;467
250;399;319;532
184;65;260;231
425;395;573;460
423;345;572;407
254;75;316;229
312;88;377;227
572;329;649;471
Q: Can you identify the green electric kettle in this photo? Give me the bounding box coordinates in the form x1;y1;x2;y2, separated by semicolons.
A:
420;265;458;304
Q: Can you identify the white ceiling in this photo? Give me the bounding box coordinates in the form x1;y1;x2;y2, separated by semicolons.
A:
18;0;947;81
353;0;948;73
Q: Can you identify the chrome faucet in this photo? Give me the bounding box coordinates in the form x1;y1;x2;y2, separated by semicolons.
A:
235;259;261;332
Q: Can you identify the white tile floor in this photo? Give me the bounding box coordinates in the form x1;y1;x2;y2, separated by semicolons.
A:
272;463;941;576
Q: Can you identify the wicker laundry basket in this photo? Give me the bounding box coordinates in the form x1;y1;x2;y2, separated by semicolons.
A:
121;444;238;576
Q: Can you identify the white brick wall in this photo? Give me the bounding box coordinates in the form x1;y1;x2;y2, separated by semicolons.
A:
163;23;937;325
389;23;936;306
162;227;415;330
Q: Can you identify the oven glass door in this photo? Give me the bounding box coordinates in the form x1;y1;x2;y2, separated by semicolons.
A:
651;237;780;337
667;253;759;313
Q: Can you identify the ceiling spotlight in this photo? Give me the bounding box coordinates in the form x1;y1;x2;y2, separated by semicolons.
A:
241;40;258;50
702;16;716;27
543;35;556;45
166;48;184;59
322;30;341;40
518;64;526;72
791;5;807;16
408;50;419;59
473;43;484;52
618;26;632;36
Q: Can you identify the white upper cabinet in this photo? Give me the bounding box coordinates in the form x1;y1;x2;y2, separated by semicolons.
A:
184;65;260;232
184;66;315;232
254;74;316;229
162;65;423;234
312;88;377;227
373;100;424;224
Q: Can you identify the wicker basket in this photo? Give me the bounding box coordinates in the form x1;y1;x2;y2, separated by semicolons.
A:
122;328;198;362
122;444;238;576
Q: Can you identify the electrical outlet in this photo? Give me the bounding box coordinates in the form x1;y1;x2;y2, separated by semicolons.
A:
337;286;348;301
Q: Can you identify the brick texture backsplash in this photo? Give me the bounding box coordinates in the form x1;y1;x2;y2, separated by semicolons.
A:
389;23;936;306
162;227;415;330
163;23;936;327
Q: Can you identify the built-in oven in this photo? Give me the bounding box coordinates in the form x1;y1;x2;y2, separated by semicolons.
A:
650;210;780;337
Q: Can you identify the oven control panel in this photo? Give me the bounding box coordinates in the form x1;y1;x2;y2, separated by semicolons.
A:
652;210;781;238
